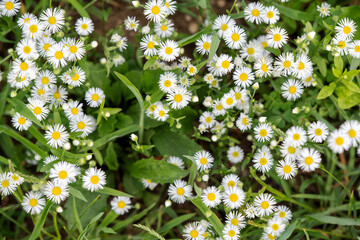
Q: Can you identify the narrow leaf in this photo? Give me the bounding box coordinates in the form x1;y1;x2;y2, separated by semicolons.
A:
28;201;53;240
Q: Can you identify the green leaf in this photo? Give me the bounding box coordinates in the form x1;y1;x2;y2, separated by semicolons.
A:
198;0;206;8
317;57;327;77
129;158;189;184
308;215;360;226
66;0;90;17
152;127;202;157
334;56;344;72
96;98;106;125
208;33;220;61
338;93;360;109
278;218;302;240
188;162;197;186
191;197;224;236
143;58;157;70
264;47;281;56
273;2;316;21
332;67;342;78
80;124;140;151
113;203;156;231
77;212;104;240
97;186;133;198
317;82;337;99
157;213;195;235
7;98;43;128
0;85;9;120
342;80;360;93
104;142;119;170
69;186;88;202
40;159;61;172
178;26;211;47
93;148;103;166
28;201;53;240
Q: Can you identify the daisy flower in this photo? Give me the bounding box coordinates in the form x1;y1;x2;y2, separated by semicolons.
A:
70;114;95;137
164;0;177;15
254;122;273;142
281;79;304;101
0;0;20;16
221;174;240;189
226;211;246;230
85;87;105;108
31;85;48;101
194;150;214;172
154;19;174;38
274;52;294;76
317;2;331;17
265;217;286;237
144;0;166;23
274;205;292;223
201;186;222;208
44;181;69;203
111;196;131;215
166;86;191;109
23;18;45;40
262;232;277;240
0;172;16;196
348;40;360;59
262;6;280;24
221;92;236;109
213;14;236;38
308;121;329;143
301;75;314;87
233;66;255;88
16;38;38;60
223;224;240;240
142;178;158;190
44;124;69;149
159;71;178;93
49;161;79;185
166;156;184;169
240;40;262;61
27;98;49;121
115;36;128;52
47;85;68;107
266;27;288;49
187;65;197;76
335;18;356;39
168;179;192;204
158;40;180;62
332;35;349;56
64;100;83;120
244;203;256;219
231;87;248;106
224;26;247;49
17;12;37;29
36;37;56;58
340;120;360;147
75;17;94;36
196;34;212;55
244;2;265;24
12;58;38;79
40;8;65;33
254;57;273;78
327;129;351;154
275;159;297;180
10;173;24;185
280;141;300;161
47;43;68;68
199;111;216;128
297;148;322;172
61;66;86;87
236;113;252;131
222;186;245;209
292;54;313;79
82;167;106;192
7;71;32;89
214;54;234;76
253;193;276;217
183;222;206;240
227;146;244;164
154;105;169;122
124;16;139;32
21;191;46;215
12;112;32;131
253;146;273;173
63;39;85;61
140;35;159;56
285;126;307;147
44;155;58;165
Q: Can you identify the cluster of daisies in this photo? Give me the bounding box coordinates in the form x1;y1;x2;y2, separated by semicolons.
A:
0;2;133;217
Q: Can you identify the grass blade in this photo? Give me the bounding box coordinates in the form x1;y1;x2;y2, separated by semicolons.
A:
28;201;53;240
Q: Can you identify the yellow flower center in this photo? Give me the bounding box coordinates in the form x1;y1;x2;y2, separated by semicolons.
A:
231;33;240;41
54;92;61;99
200;157;207;165
267;11;274;18
229;193;238;202
231;218;239;226
289;86;297;94
261;201;269;209
72;73;79;81
226;98;233;105
165;47;173;55
77;122;86;129
232;151;239;157
176;187;184;195
18;117;26;125
315;128;322;136
24;17;30;23
242;118;248;125
221;24;228;31
283;60;291;68
247;47;255;55
240;73;248;81
118;201;125;208
338;41;346;49
261;64;268;72
151;6;160;15
336;137;344;145
5;1;13;10
38;89;45;95
71;108;79;115
355;46;360;53
2;180;9;187
252;9;260;16
262;41;268;48
90;175;99;184
81;23;88;30
23;46;31;54
279;211;286;218
48;16;56;25
203;42;210;50
273;33;281;42
92;94;99;101
55;51;63;60
288;146;296;154
70;46;77;53
343;26;351;34
12;175;19;181
235;92;242;100
164;80;171;87
259;129;267;137
52;131;61;140
52;186;61;196
160;25;167;31
283;165;291;173
228;230;236;237
259;157;267;165
222;60;230;69
207;193;216;201
33;107;42;115
205;117;212;123
305;156;313;165
20;62;28;71
29;25;38;33
174;94;182;102
293;133;300;141
58;170;68;179
349;129;356;138
158;110;165;117
268;233;276;240
216;104;223;110
147;41;155;49
272;223;279;231
190;230;199;238
29;198;38;207
228;180;235;187
298;62;305;70
44;43;51;51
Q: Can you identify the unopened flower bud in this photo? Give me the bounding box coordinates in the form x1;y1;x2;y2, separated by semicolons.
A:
87;140;94;147
192;96;199;102
165;200;172;207
307;31;315;40
63;142;71;150
292;107;300;114
73;140;80;146
130;134;138;142
86;155;93;160
34;154;41;161
91;40;98;48
259;117;267;123
100;58;107;64
202;174;209;182
252;82;259;90
132;1;140;7
142;25;151;34
10;91;17;97
211;135;218;142
89;160;96;167
56;206;63;213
